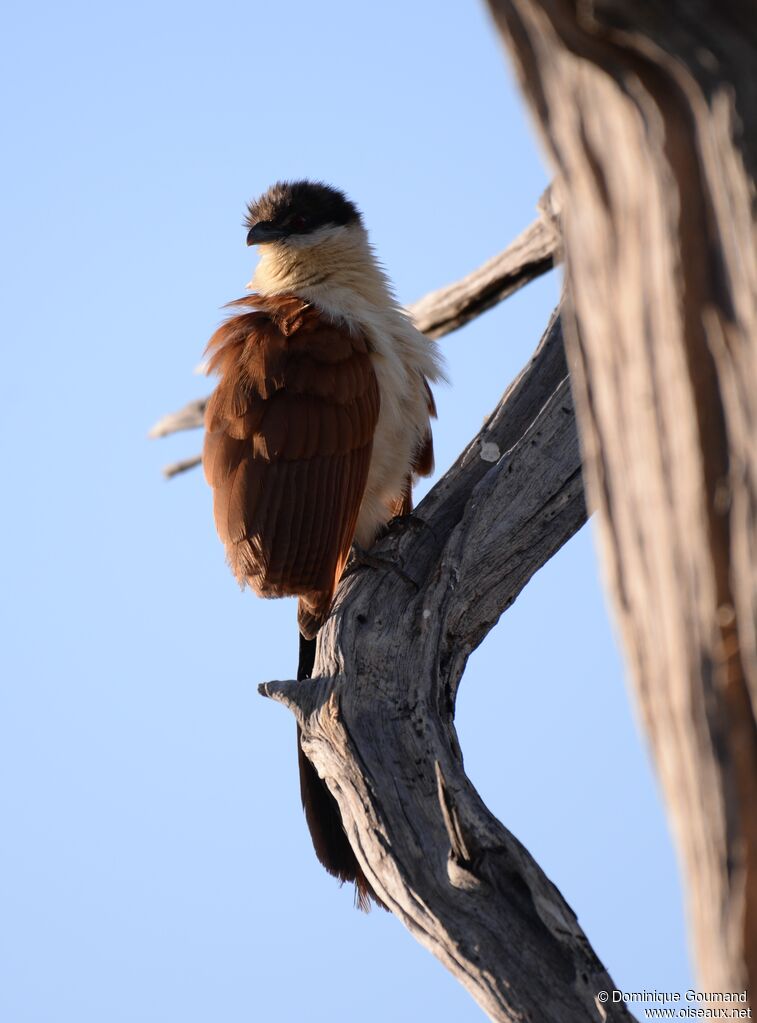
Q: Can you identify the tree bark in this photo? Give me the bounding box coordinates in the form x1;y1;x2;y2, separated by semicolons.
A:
153;203;638;1016
260;310;631;1022
486;0;757;999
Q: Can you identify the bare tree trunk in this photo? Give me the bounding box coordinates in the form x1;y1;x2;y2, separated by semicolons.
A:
485;0;757;998
151;2;756;1009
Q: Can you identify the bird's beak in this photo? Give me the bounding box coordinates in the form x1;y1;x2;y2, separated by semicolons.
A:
246;222;286;246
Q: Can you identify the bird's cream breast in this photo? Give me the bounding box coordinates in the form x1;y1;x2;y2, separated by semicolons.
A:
250;225;444;544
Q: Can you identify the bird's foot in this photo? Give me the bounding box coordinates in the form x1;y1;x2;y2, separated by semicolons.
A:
342;543;419;592
383;512;438;543
384;512;419;536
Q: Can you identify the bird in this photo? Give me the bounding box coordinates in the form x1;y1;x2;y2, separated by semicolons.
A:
202;180;444;908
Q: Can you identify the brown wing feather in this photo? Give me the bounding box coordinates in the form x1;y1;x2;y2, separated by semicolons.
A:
203;293;380;632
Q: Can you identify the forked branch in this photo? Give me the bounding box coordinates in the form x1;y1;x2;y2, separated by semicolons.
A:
260;312;630;1022
155;197;633;1018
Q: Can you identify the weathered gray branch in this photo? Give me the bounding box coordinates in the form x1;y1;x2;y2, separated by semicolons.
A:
161;454;202;480
260;311;631;1022
155;186;633;1016
411;186;560;339
486;0;757;999
151;2;757;1009
147;193;560;474
148;398;207;441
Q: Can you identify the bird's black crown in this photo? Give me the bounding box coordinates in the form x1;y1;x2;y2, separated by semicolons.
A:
244;180;362;245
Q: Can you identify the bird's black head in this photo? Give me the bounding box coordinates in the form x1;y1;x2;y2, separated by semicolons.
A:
244;180;363;246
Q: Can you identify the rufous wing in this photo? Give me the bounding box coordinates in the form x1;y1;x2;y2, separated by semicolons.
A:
202;294;380;635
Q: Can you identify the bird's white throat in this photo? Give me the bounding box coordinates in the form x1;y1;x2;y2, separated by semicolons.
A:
249;223;397;326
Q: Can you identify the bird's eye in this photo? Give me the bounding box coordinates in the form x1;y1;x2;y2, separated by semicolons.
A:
290;214;309;232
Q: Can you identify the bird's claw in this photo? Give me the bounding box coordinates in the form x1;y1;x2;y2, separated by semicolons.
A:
343;543;419;591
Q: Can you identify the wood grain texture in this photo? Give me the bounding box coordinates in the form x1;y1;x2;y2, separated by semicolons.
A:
152;196;637;1017
486;0;757;999
260;312;632;1023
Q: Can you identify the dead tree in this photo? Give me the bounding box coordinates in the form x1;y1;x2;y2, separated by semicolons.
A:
485;0;757;1002
151;6;757;1011
151;198;638;1020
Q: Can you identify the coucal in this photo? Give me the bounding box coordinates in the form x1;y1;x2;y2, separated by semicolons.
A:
202;180;444;907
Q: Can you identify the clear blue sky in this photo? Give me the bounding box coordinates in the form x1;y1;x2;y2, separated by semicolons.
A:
1;1;693;1020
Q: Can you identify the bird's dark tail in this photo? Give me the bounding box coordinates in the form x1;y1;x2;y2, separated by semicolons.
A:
296;633;382;911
